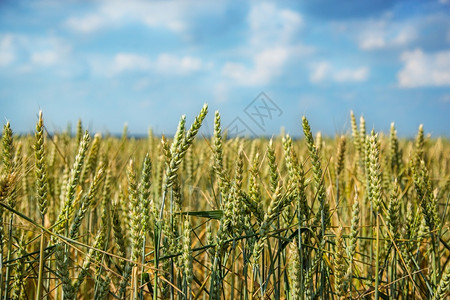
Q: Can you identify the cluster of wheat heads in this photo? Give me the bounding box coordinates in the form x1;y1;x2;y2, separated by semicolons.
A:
0;107;449;300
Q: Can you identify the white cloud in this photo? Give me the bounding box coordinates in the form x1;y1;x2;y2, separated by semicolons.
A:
65;1;308;86
0;51;14;66
111;52;208;76
31;51;61;66
392;27;416;46
398;49;450;88
64;0;193;34
223;3;306;86
28;37;71;68
359;35;385;50
310;62;331;83
113;53;151;73
356;18;417;50
334;67;369;82
248;3;302;47
310;62;369;83
0;34;14;49
223;47;289;86
0;34;15;66
155;54;205;74
0;33;72;70
359;27;416;50
65;14;105;33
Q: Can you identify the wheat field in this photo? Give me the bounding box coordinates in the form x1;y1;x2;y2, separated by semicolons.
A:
0;106;449;299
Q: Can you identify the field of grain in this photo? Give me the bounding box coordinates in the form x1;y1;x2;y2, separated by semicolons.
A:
0;105;449;299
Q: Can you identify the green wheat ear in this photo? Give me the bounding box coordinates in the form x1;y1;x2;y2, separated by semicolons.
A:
82;132;101;183
289;240;301;299
334;226;347;299
55;242;75;300
163;103;208;192
139;154;152;234
230;147;244;231
347;192;360;291
267;138;279;194
415;124;424;160
34;110;48;218
389;123;402;175
302;115;329;229
171;114;186;157
350;111;361;154
213;110;230;197
69;165;105;239
1;121;17;207
182;216;193;287
55;130;90;233
282;134;295;184
359;116;366;148
368;130;382;212
387;179;400;240
413;160;439;232
75;118;82;145
433;266;450;300
11;234;26;299
127;159;142;261
335;135;346;177
348;194;360;259
2;121;15;174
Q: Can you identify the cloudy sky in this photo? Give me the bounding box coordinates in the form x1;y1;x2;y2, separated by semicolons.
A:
1;0;449;137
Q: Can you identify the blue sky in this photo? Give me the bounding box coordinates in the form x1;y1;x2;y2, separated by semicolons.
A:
1;0;449;137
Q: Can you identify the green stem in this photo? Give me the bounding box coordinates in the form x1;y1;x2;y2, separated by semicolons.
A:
375;213;380;300
153;222;161;300
431;233;437;287
0;235;3;300
369;202;373;278
230;240;236;300
243;247;248;300
36;220;46;300
390;251;396;299
3;215;14;300
154;189;167;300
298;213;304;300
139;237;146;300
133;265;138;300
320;209;325;300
